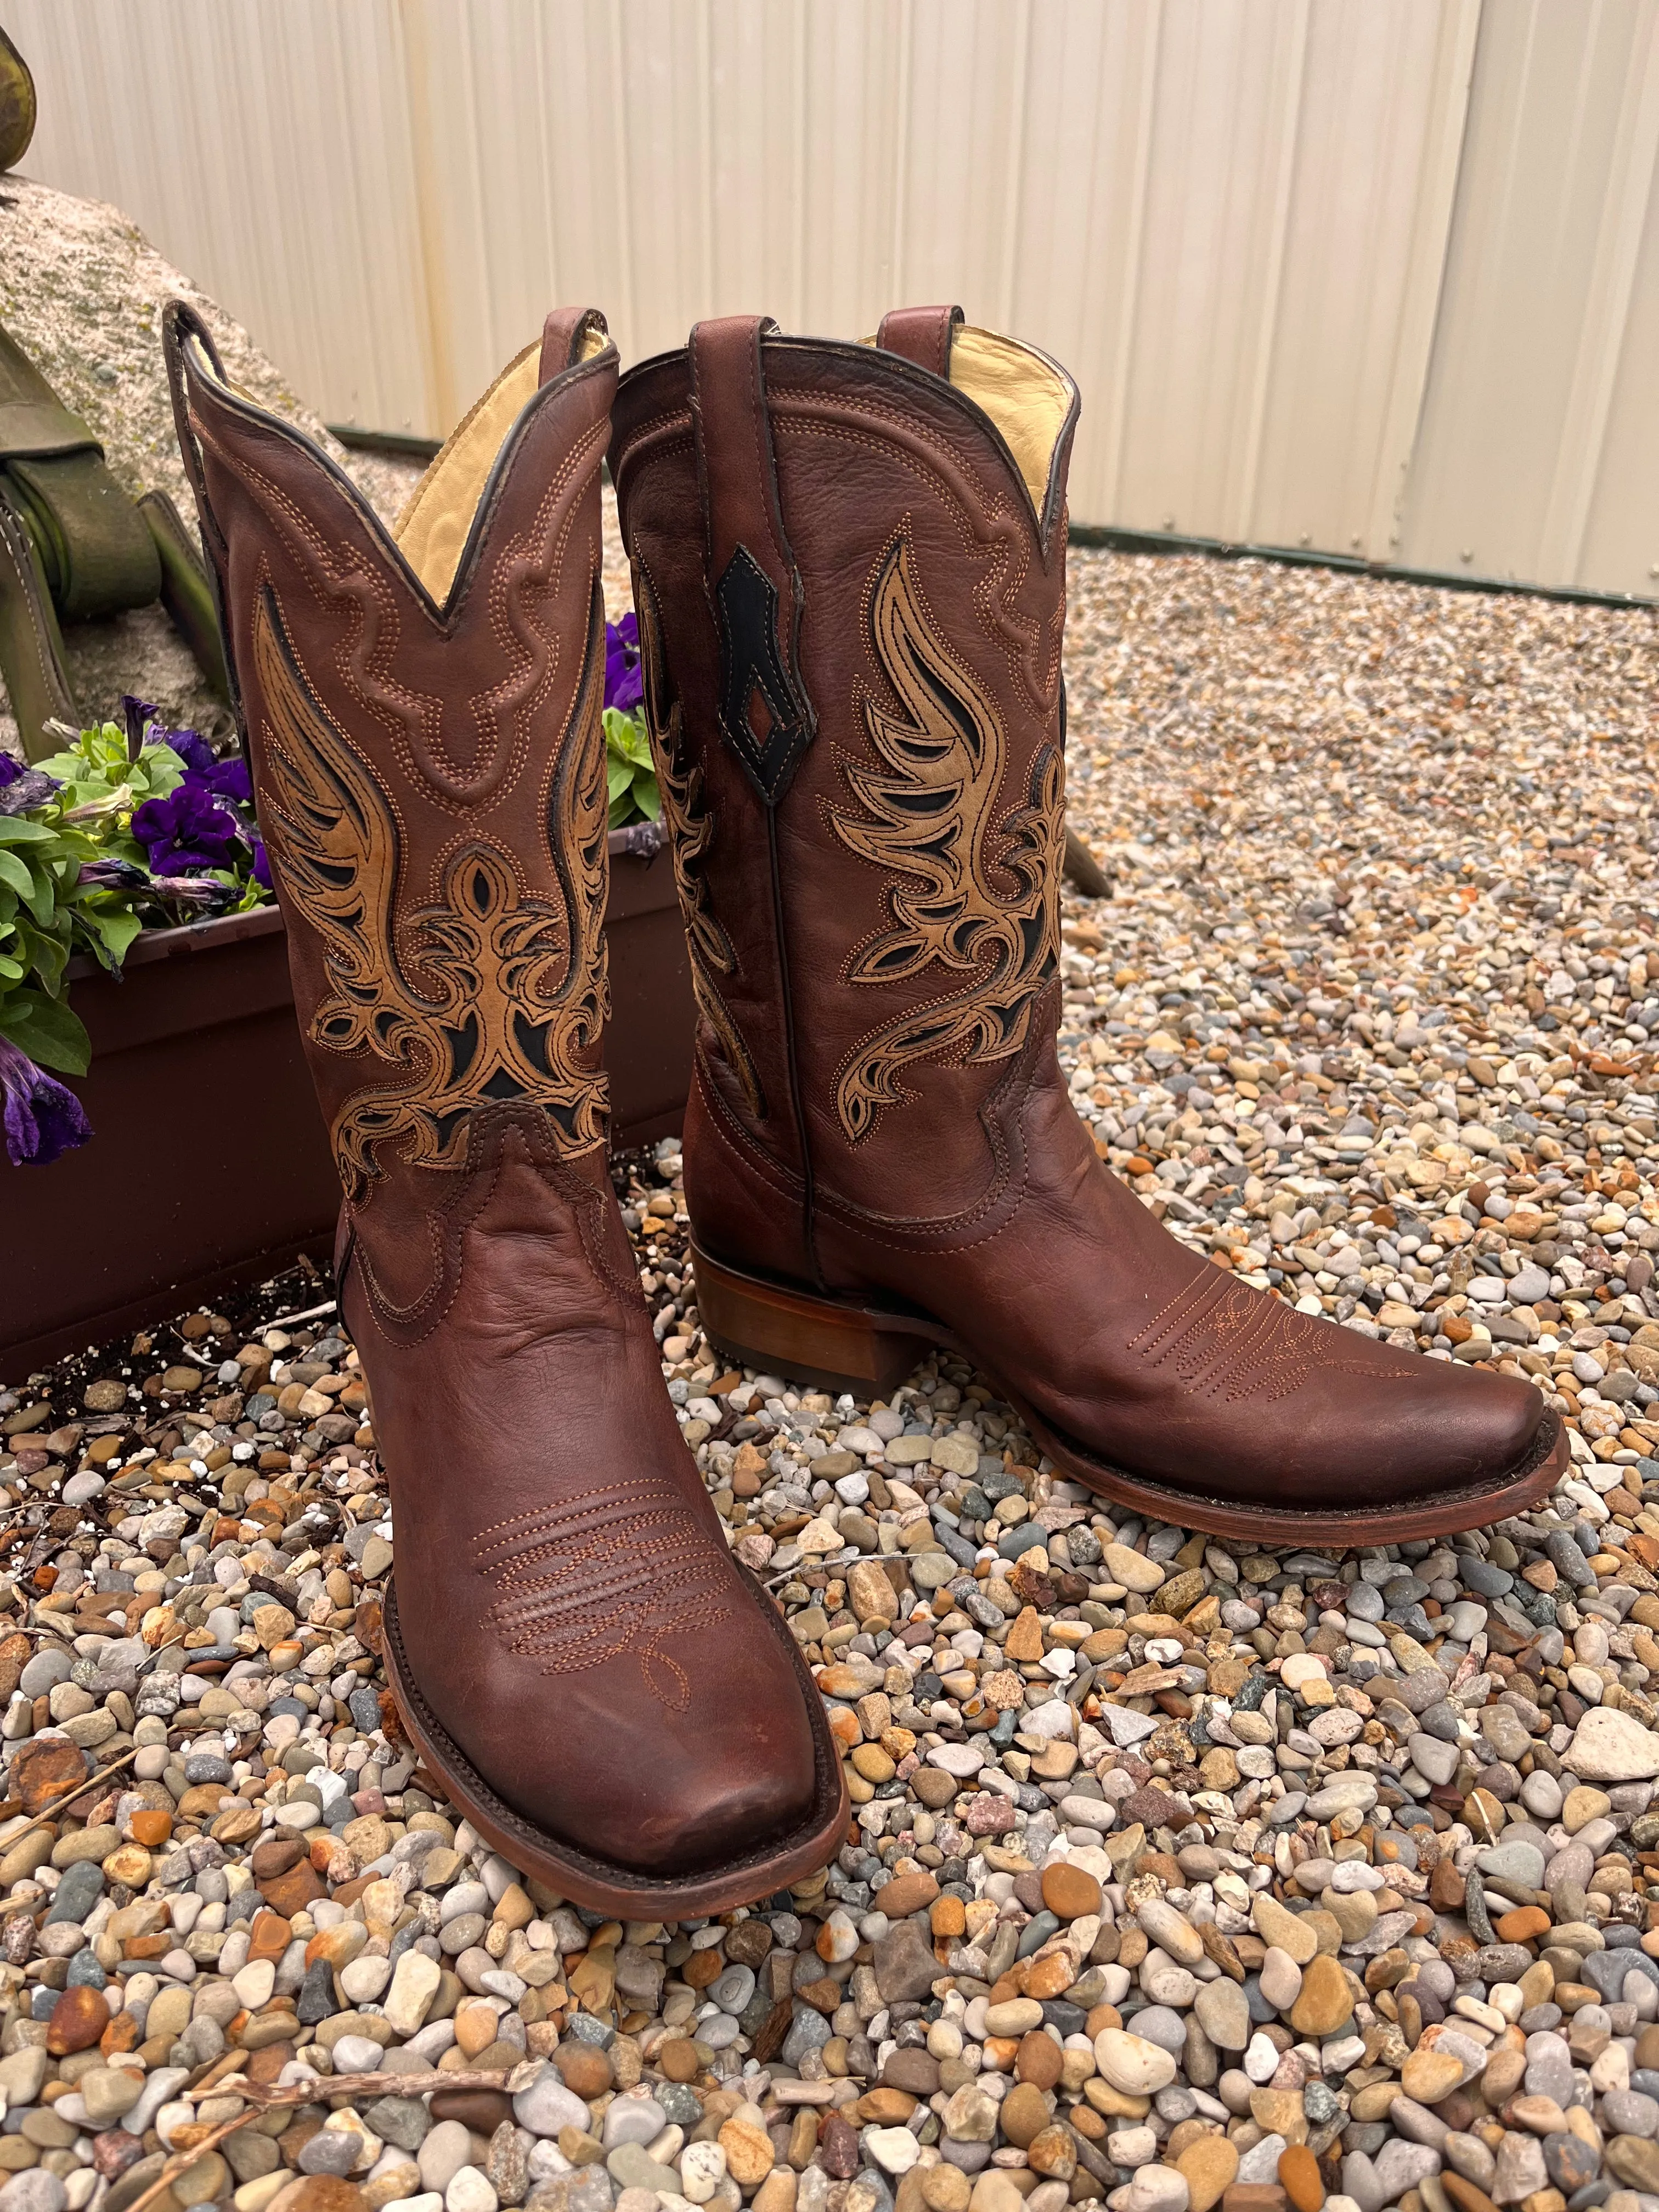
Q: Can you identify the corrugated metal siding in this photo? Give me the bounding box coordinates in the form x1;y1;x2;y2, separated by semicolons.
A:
9;0;1659;597
12;0;439;433
1393;0;1659;595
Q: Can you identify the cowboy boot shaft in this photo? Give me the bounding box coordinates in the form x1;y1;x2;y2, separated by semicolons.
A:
162;304;845;1909
611;316;1080;1283
167;304;616;1262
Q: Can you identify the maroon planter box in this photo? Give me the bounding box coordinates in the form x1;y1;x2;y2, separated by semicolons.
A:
0;833;692;1381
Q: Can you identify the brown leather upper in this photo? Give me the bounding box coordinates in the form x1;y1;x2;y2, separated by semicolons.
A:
165;302;822;1878
609;315;1548;1521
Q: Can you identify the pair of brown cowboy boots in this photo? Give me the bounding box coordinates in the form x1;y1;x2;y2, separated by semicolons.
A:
163;300;1564;1914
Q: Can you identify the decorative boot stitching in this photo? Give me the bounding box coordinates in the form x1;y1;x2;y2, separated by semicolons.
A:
772;399;1065;709
252;580;609;1199
616;404;1062;713
189;394;607;811
829;531;1063;1144
1128;1271;1390;1406
473;1480;725;1710
634;560;765;1119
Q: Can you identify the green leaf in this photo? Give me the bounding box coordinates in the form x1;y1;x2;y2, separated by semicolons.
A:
19;866;57;928
133;743;183;800
0;849;31;899
0;988;89;1075
606;759;634;805
603;707;654;768
0;955;22;983
0;818;57;845
631;768;662;822
80;907;142;970
17;922;67;996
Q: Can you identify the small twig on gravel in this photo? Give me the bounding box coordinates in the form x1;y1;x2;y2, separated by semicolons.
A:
1062;823;1112;898
123;2106;270;2212
133;1634;187;1678
192;2067;512;2110
263;1298;337;1331
1;1746;139;1849
132;2072;518;2212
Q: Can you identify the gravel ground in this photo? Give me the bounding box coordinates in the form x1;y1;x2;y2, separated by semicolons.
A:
2;543;1659;2212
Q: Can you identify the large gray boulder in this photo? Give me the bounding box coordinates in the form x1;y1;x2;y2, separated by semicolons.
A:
0;172;420;754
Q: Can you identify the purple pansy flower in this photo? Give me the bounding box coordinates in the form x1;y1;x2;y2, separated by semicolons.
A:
131;782;242;875
77;858;148;891
0;1034;92;1167
605;613;644;716
148;874;236;914
251;838;272;890
194;754;252;805
0;757;58;816
121;695;160;757
122;695;216;776
121;695;253;798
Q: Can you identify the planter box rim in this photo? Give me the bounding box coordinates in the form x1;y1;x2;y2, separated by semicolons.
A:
64;826;670;984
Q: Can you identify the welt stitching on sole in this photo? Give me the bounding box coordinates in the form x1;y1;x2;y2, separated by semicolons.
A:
697;1247;1565;1527
1025;1403;1565;1528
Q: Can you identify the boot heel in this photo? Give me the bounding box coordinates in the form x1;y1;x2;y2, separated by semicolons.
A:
691;1245;928;1397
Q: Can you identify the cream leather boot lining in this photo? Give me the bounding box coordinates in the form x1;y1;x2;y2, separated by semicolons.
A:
946;327;1074;517
862;323;1075;515
392;341;540;603
393;322;610;604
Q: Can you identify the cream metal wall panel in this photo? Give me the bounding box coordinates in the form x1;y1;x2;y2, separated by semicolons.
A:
1085;0;1479;560
7;0;1658;597
1577;125;1659;597
1246;0;1481;563
9;0;439;435
1395;0;1659;596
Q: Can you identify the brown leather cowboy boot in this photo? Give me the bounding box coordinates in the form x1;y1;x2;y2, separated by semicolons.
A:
608;307;1567;1545
163;300;845;1914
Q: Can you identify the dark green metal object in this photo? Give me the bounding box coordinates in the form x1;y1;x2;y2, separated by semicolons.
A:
0;322;227;759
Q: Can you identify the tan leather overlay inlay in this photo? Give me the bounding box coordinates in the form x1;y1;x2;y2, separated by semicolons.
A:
635;564;766;1119
253;581;609;1193
830;532;1063;1143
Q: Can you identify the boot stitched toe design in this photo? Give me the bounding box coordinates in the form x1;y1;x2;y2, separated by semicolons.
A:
163;299;846;1914
610;306;1567;1545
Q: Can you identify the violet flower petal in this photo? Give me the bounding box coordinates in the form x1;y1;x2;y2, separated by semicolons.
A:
0;766;60;816
76;859;148;890
604;613;644;715
0;1035;92;1167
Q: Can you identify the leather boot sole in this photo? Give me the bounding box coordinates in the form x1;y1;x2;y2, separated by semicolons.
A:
692;1243;1570;1545
380;1567;850;1917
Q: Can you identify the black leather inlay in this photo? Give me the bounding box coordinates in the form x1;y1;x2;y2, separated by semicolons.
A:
714;544;815;805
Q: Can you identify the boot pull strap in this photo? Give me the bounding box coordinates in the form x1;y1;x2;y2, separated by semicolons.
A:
688;314;815;805
876;303;963;379
160;298;248;751
161;300;230;569
539;306;609;382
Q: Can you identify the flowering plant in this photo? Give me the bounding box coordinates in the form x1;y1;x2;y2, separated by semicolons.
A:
0;701;270;1166
603;613;660;830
